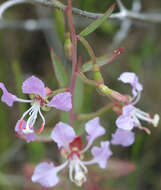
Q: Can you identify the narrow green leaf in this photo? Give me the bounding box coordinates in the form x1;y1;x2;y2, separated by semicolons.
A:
50;47;69;87
54;9;65;42
79;4;115;37
81;48;123;73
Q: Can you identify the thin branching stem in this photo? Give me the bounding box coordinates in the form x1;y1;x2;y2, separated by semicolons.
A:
68;0;78;126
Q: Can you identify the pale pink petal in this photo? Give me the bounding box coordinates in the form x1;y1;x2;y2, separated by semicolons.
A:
122;105;135;115
0;82;18;106
116;114;134;130
26;133;36;143
118;72;143;96
32;162;59;187
85;117;105;145
111;128;135;147
48;92;72;111
51;122;76;150
22;76;46;99
118;72;137;84
91;141;112;169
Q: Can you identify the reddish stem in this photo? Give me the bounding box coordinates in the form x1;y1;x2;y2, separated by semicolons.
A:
67;0;77;126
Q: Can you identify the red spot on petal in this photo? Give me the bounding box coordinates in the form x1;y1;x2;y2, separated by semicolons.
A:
19;120;23;130
70;136;82;151
38;123;45;134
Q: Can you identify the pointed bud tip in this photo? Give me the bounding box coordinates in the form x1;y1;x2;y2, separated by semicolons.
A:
110;3;116;11
114;48;124;56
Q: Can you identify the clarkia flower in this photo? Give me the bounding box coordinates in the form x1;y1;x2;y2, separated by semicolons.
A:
32;117;112;187
116;72;160;133
0;76;72;142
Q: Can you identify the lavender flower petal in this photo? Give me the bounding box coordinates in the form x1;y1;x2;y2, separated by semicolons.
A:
22;76;46;99
118;72;143;96
26;133;36;143
48;92;72;111
116;114;134;130
122;105;135;115
85;117;105;145
91;141;112;169
32;162;59;187
111;128;135;146
51;122;76;150
0;82;18;106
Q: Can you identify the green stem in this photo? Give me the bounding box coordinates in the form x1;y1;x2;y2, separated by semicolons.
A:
78;35;96;65
78;36;104;83
76;71;99;87
77;103;113;121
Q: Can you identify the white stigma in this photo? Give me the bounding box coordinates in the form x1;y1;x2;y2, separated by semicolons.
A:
131;108;160;132
152;114;160;127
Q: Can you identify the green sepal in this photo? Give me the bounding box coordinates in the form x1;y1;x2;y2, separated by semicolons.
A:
50;47;69;88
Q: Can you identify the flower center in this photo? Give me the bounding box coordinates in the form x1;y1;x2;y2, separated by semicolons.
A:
69;153;87;186
19;100;45;135
34;96;45;106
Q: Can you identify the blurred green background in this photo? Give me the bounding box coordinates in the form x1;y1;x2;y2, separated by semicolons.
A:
0;0;161;189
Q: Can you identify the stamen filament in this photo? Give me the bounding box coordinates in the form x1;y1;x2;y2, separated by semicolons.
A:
69;164;74;182
38;122;45;134
134;112;153;123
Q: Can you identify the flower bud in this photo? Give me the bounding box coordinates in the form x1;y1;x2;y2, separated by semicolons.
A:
64;32;72;60
98;84;129;104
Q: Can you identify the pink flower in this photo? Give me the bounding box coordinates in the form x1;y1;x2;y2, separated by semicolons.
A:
116;72;159;133
0;76;72;142
32;117;112;187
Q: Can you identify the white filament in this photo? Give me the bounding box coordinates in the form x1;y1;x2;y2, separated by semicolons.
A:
21;101;42;134
69;155;87;186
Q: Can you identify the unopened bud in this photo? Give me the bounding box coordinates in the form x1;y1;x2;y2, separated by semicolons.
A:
64;32;72;60
98;84;129;104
